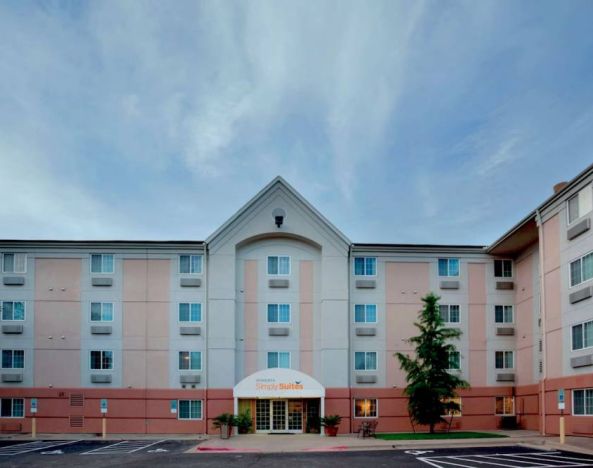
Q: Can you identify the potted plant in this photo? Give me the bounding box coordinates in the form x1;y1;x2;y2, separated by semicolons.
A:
306;414;321;434
212;413;236;439
320;414;342;437
235;409;253;434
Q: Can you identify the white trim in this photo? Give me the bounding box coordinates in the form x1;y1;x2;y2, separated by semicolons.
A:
90;253;114;274
494;350;515;370
178;350;202;371
89;350;114;370
0;300;26;321
90;302;114;323
437;258;460;277
572;388;593;416
267;351;291;369
440;304;461;324
571;319;593;351
352;257;377;277
353;351;378;371
177;303;203;323
177;399;203;420
569;251;593;288
353;398;378;418
494;305;514;324
353;304;378;324
494;396;515;416
446;351;461;371
0;349;25;369
493;259;514;279
266;255;291;276
233;368;325;399
179;254;202;275
0;398;25;418
1;253;27;274
267;303;291;324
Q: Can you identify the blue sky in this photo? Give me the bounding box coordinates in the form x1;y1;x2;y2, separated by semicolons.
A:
1;0;592;244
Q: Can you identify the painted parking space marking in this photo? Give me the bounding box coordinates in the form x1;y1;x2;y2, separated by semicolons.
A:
82;439;167;455
0;440;79;456
417;451;593;468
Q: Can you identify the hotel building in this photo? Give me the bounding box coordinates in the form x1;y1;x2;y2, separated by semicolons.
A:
1;164;593;436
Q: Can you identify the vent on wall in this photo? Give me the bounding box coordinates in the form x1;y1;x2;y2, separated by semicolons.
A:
70;393;84;407
70;416;84;428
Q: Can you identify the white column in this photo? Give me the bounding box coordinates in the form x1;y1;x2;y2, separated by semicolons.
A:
234;397;239;435
320;397;325;437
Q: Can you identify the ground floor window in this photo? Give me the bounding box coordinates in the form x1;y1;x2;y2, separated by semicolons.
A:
441;397;462;417
178;400;202;420
495;396;515;415
0;398;24;418
573;389;593;415
354;398;377;418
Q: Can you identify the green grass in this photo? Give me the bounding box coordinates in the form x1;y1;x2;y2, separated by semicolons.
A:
375;431;508;440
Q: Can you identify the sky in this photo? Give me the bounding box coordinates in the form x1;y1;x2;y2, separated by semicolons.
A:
1;0;593;245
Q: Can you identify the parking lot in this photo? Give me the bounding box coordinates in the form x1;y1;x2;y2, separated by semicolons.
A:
0;442;592;467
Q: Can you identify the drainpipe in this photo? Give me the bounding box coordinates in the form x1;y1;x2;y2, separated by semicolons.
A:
348;245;353;435
535;209;547;435
204;243;209;434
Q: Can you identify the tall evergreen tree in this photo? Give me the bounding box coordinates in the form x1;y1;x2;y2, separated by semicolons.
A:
396;292;469;433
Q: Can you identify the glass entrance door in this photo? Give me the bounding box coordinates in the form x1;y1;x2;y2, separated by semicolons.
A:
271;400;287;431
288;400;303;432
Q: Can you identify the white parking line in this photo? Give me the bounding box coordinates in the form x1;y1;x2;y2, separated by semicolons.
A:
82;439;167;455
417;451;593;468
0;440;79;456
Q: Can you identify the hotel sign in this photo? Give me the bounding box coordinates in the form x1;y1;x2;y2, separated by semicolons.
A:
234;368;324;399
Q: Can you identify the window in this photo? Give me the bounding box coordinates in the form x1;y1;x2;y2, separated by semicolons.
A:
495;396;515;415
178;351;202;370
178;400;202;420
570;252;593;287
354;352;377;371
0;398;24;418
179;303;202;322
267;352;290;368
567;185;593;224
439;305;460;323
90;303;113;322
573;389;593;415
494;260;513;278
2;253;26;273
91;254;114;274
354;398;377;418
267;304;290;323
495;305;513;324
2;350;24;369
495;351;514;369
354;257;376;276
572;320;593;351
438;258;459;277
354;304;377;323
447;351;460;370
179;255;202;274
90;350;113;370
441;397;462;417
267;256;290;275
1;301;25;321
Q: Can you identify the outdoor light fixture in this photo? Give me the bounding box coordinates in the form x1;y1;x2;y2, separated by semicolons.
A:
273;208;286;228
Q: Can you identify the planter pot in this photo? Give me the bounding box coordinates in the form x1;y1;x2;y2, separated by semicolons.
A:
324;426;339;437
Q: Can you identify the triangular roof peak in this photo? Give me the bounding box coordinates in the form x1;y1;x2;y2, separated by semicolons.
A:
206;176;351;247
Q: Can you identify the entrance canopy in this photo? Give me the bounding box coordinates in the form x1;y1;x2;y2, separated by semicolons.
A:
233;368;325;399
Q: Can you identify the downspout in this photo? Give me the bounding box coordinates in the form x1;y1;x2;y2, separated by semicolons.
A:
535;209;547;435
348;244;353;434
204;244;209;434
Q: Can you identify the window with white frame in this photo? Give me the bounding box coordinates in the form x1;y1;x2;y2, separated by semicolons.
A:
573;388;593;415
567;185;593;224
179;303;202;322
494;259;513;278
179;351;202;370
91;254;114;274
354;257;376;276
447;351;460;370
495;351;514;369
2;253;26;274
0;398;24;418
495;396;515;415
354;352;377;371
441;397;462;417
1;301;25;321
438;258;459;277
495;305;513;324
570;252;593;287
267;351;290;368
572;320;593;351
2;350;24;369
90;350;113;370
354;304;377;323
267;304;290;323
354;398;377;418
439;305;460;323
91;302;113;322
178;400;202;420
179;255;202;274
267;256;290;275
